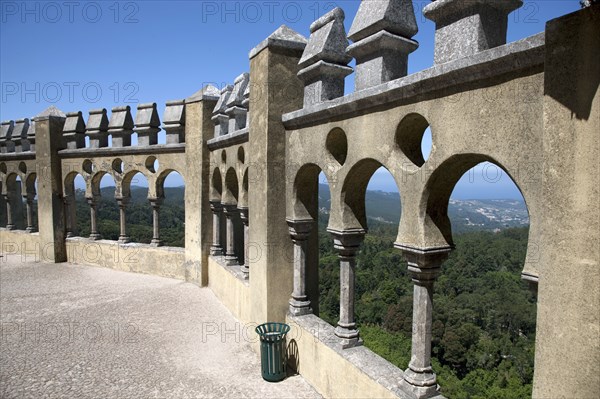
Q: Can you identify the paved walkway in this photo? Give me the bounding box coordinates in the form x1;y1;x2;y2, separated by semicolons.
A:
0;255;320;398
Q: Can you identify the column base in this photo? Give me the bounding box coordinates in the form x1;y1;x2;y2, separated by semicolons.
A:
401;368;441;399
335;325;363;349
89;233;102;241
6;225;15;230
289;298;312;316
118;236;130;244
25;227;37;233
66;232;74;238
210;246;223;256
151;239;163;247
241;264;249;279
224;255;238;266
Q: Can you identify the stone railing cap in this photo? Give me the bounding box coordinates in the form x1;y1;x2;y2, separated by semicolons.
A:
34;105;66;120
186;84;221;103
63;112;85;134
299;7;351;68
310;7;345;33
163;100;186;126
348;0;418;42
86;108;109;132
249;25;307;60
212;85;234;115
135;103;160;128
423;0;523;22
226;73;250;109
108;105;134;130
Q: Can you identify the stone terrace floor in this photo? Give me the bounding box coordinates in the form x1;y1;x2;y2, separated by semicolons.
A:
0;255;320;399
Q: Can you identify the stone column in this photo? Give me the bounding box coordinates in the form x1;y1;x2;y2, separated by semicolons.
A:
23;193;37;233
239;207;250;278
400;248;449;399
116;197;130;243
64;194;76;237
287;219;314;316
330;229;365;349
4;193;15;230
223;204;238;266
209;201;224;255
87;196;101;240
149;198;163;247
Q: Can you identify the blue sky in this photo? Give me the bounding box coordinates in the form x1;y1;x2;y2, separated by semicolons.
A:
1;1;580;196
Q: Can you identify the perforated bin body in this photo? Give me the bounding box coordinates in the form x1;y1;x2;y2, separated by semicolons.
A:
255;322;290;382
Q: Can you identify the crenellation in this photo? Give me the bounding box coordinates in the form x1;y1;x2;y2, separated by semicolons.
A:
108;105;134;147
225;73;250;133
0;120;15;153
212;85;234;137
26;118;36;152
347;0;419;91
12;118;31;153
63;112;86;150
163;100;186;144
298;7;353;107
134;103;161;146
423;0;523;64
86;108;109;148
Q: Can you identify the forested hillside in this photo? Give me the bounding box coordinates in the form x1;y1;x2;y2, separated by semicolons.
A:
73;186;185;247
318;216;536;398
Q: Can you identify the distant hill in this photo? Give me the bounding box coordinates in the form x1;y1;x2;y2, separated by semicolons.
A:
79;184;528;234
317;184;528;233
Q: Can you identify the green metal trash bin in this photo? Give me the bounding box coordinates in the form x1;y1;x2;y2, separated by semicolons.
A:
255;322;290;382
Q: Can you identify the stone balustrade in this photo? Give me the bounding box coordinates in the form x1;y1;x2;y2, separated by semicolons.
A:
1;3;598;399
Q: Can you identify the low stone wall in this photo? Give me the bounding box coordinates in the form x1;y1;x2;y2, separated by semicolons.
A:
207;256;252;323
287;314;407;399
0;229;41;260
64;238;185;279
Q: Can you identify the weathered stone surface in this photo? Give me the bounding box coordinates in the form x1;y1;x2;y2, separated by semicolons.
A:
299;8;351;69
242;82;250;108
226;73;250;132
163;100;186;144
108;106;134;147
226;73;250;109
35;105;66;118
346;0;419;91
12;118;31;153
134;103;161;146
424;0;523;64
299;61;353;107
249;25;307;60
348;0;418;42
348;30;418;91
63;112;86;150
298;7;352;106
26;118;36;151
86;108;109;148
212;85;234;136
186;84;220;103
